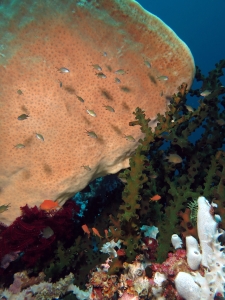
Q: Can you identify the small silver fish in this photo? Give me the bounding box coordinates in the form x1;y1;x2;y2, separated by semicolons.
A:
118;176;127;184
96;72;107;78
216;119;225;126
123;134;135;142
18;114;29;120
86;108;97;117
165;154;182;164
58;80;62;87
103;105;115;112
200;89;212;97
57;67;70;73
14;143;25;149
115;69;126;75
35;133;44;141
85;130;98;139
115;77;121;84
144;60;151;68
17;89;23;95
185;105;194;112
106;65;112;72
92;64;102;71
0;203;10;213
150;173;158;179
81;165;92;171
76;95;85;103
42;226;54;239
157;75;168;81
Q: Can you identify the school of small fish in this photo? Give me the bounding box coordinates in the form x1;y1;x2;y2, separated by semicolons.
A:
10;45;176;216
81;224;103;239
12;40;171;165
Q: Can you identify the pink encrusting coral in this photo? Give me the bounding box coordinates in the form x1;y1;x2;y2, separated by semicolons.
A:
0;0;195;225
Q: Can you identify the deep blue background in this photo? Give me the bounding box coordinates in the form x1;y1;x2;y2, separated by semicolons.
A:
138;0;225;75
135;1;225;148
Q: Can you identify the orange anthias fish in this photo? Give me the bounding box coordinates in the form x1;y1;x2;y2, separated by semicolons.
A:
92;227;103;238
82;224;91;238
40;200;59;211
104;229;109;239
150;194;161;201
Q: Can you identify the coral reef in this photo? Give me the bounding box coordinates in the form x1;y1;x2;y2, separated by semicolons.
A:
0;0;194;225
0;0;224;297
69;196;225;300
0;273;74;300
2;193;224;299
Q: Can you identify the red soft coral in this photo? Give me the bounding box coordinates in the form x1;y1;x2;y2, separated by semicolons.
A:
0;200;79;268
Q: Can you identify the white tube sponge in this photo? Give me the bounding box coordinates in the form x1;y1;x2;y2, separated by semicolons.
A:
186;236;202;270
171;234;182;249
68;285;92;300
197;196;217;268
175;272;201;300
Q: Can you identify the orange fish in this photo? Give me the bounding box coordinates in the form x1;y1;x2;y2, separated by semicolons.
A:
104;229;109;239
150;194;161;201
82;224;91;238
40;200;59;211
92;227;103;238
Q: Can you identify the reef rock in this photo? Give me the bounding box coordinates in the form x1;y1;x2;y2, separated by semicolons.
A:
0;0;195;224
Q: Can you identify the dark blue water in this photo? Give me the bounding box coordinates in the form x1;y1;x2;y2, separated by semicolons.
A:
139;0;225;75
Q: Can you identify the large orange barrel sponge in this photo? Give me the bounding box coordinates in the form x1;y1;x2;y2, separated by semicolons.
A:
0;0;195;225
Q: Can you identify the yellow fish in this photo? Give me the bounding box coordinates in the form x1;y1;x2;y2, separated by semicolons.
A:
165;154;182;164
